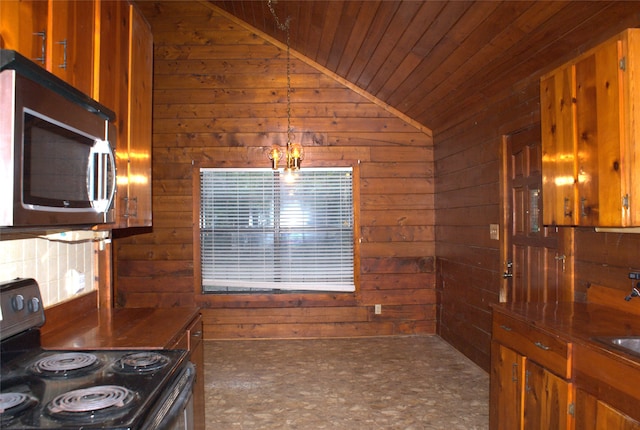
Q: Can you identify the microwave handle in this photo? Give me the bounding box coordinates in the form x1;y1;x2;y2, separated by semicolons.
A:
88;140;116;214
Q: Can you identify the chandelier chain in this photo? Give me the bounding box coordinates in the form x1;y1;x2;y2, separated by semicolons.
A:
267;0;292;145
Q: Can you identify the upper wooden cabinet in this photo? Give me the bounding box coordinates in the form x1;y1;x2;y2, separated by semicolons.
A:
541;29;640;227
0;0;48;62
2;0;153;229
47;0;95;96
126;3;153;227
95;1;153;228
0;0;94;96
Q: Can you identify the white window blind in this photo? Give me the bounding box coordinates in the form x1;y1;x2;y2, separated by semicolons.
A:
199;167;355;292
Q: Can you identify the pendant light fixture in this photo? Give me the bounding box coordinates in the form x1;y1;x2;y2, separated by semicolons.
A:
266;0;303;171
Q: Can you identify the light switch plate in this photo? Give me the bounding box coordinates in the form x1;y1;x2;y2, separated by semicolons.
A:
489;224;499;240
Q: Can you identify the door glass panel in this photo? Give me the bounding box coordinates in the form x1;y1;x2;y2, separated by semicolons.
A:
530;188;540;233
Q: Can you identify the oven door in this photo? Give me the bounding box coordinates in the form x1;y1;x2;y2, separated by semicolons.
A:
142;362;195;430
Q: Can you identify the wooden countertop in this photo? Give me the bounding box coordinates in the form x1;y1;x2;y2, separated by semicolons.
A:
492;301;640;367
493;301;640;421
41;307;201;350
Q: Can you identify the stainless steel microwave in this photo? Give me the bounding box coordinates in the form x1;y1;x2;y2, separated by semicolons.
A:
0;50;116;228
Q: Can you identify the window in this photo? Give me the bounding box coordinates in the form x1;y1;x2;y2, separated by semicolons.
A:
199;167;355;293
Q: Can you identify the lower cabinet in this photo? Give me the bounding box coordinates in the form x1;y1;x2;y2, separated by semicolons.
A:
524;360;572;429
492;304;640;430
576;389;640;430
573;342;640;429
490;342;524;429
490;310;574;429
491;342;573;429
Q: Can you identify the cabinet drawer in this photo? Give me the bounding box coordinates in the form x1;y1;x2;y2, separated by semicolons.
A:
493;311;571;378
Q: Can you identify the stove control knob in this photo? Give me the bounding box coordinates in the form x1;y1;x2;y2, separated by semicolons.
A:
11;294;25;311
28;297;41;313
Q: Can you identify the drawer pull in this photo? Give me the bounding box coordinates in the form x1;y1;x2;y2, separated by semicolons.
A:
535;341;551;351
499;325;512;332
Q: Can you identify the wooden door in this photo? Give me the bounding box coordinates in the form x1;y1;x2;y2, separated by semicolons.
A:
524;361;572;430
504;126;561;303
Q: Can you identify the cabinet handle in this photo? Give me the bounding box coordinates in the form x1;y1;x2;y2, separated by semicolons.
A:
511;363;518;382
499;325;512;332
33;31;46;64
534;341;550;351
123;196;138;218
56;39;67;69
525;370;531;392
580;197;587;218
563;197;572;218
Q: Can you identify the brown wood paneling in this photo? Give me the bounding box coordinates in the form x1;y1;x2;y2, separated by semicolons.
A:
435;12;640;371
211;1;640;135
575;229;640;300
115;1;435;340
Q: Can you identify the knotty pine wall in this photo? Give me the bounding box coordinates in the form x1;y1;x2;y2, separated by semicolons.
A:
434;16;640;371
114;1;435;339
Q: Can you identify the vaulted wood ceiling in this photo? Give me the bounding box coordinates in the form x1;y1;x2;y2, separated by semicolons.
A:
211;1;640;131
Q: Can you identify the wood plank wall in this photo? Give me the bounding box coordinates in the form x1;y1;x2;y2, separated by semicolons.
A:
435;15;640;371
114;1;435;339
575;230;640;302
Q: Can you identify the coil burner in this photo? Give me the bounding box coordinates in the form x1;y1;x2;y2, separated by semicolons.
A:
113;351;170;374
29;352;102;378
46;385;137;423
0;392;38;424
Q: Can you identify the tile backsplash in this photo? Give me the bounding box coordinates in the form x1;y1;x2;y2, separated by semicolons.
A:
0;234;97;307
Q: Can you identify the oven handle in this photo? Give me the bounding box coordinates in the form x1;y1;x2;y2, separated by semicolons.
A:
141;362;196;430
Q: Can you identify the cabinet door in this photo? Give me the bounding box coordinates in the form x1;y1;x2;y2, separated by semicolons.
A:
126;3;153;227
541;65;577;226
97;2;152;228
574;37;623;226
524;361;573;430
0;0;48;65
541;30;633;227
620;29;640;226
95;0;131;228
490;342;525;430
576;389;640;430
47;0;95;96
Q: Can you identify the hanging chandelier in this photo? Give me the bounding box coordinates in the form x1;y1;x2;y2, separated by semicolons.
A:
266;0;303;171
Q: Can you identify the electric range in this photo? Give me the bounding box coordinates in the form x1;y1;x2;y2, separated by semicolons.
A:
0;278;194;430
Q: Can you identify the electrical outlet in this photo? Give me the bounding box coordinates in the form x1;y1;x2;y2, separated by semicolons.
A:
489;224;499;240
374;304;382;315
630;272;640;280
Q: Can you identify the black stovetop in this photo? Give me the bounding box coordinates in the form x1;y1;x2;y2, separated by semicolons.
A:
0;335;189;429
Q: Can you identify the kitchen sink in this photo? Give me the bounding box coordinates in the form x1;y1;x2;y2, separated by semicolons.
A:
593;336;640;357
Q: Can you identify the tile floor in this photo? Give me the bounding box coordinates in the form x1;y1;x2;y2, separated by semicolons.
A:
204;335;489;429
